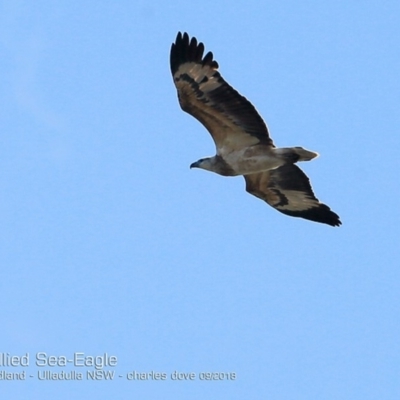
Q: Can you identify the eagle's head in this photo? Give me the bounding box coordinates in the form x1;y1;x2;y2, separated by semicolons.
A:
190;156;236;176
190;157;214;171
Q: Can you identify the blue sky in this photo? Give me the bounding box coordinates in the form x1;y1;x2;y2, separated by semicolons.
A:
1;0;400;399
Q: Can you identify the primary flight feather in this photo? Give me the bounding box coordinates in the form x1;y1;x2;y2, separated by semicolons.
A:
170;32;341;227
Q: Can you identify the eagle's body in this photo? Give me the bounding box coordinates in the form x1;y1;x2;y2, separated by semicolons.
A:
197;145;318;177
170;32;341;227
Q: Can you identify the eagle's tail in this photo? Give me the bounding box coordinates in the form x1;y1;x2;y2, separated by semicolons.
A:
274;147;319;163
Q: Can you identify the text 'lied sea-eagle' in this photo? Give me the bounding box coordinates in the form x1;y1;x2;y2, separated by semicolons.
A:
170;32;341;227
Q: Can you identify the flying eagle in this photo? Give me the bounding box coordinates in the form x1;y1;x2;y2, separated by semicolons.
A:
170;32;341;227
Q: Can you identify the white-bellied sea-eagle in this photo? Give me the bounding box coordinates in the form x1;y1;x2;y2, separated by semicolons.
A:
170;32;341;227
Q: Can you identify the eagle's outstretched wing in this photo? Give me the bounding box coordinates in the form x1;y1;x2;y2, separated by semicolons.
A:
244;164;341;226
170;32;274;153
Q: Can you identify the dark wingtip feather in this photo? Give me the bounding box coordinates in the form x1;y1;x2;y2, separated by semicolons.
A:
170;32;219;76
189;36;198;60
279;207;342;227
196;42;205;61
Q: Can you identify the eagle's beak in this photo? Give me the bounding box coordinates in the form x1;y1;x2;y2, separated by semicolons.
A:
190;161;199;169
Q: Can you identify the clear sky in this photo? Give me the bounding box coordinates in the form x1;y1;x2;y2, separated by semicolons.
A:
1;1;400;399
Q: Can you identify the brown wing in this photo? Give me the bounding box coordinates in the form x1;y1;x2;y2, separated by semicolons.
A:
170;32;274;154
244;164;341;226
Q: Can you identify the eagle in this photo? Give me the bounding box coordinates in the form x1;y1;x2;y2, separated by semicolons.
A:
170;32;341;227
